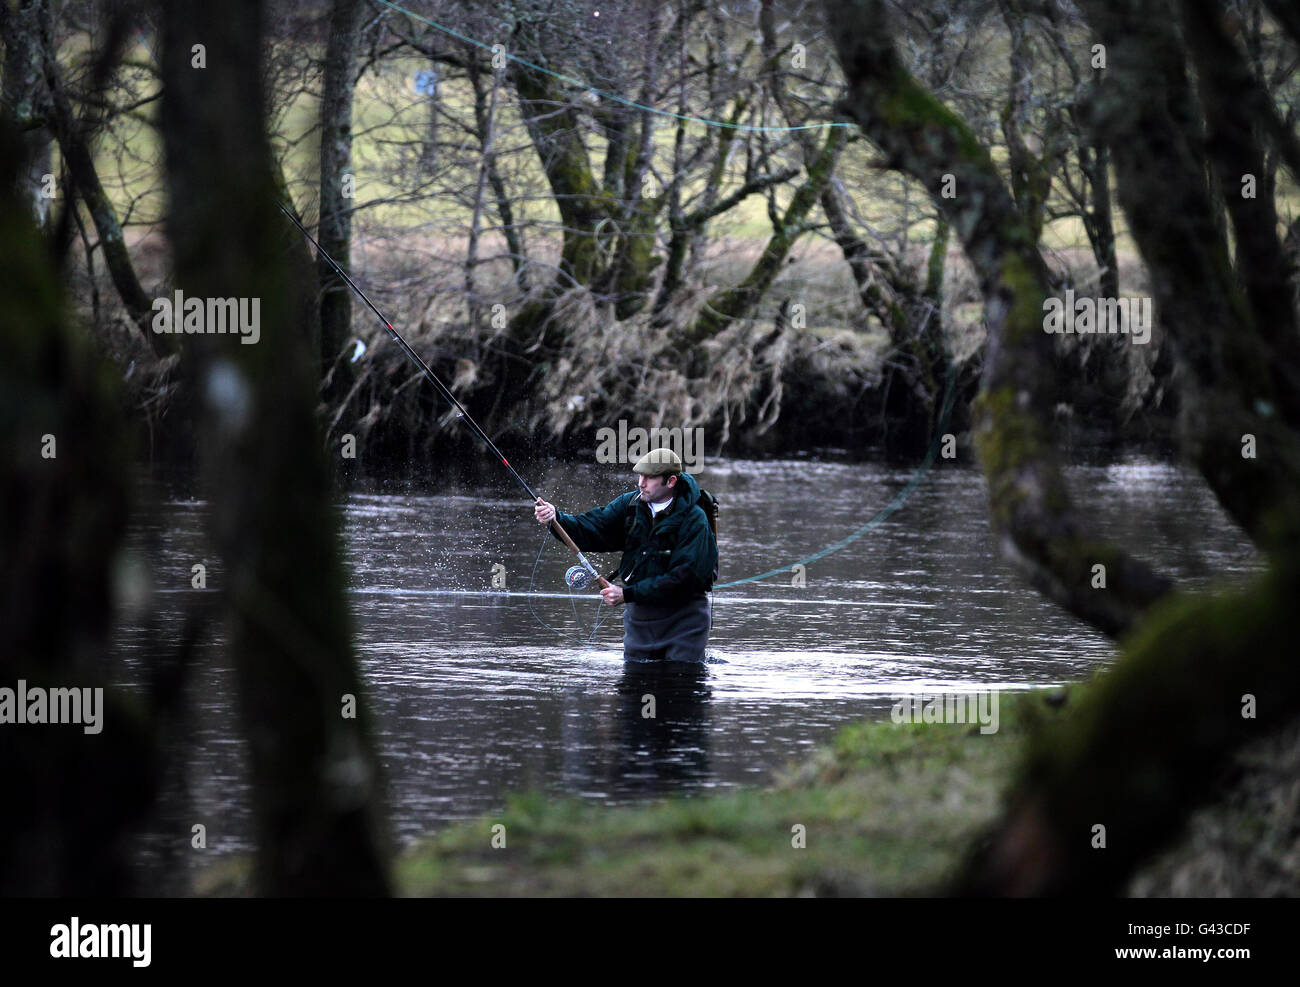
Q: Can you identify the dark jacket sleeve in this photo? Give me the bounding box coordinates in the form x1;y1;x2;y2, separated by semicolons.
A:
553;493;633;553
622;508;717;606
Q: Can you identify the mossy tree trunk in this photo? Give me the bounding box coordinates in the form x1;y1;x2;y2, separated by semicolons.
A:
680;126;848;349
1078;0;1300;553
600;99;661;321
506;16;795;343
605;16;665;322
829;0;1173;639
955;560;1300;896
831;0;1300;896
508;60;613;297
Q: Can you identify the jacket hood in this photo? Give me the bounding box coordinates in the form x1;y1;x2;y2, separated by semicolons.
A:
670;470;701;510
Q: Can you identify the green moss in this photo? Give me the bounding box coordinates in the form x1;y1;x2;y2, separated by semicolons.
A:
971;386;1038;510
966;560;1300;893
998;251;1048;345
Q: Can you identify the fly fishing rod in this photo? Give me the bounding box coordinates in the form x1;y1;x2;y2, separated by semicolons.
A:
278;201;610;591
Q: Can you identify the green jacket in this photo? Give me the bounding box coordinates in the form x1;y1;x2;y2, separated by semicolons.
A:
555;472;718;606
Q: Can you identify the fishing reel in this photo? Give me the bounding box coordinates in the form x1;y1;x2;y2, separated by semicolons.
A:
564;565;597;590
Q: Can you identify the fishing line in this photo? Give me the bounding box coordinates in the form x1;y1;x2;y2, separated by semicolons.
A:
281;202;620;640
527;528;614;645
279;202;544;502
371;0;850;134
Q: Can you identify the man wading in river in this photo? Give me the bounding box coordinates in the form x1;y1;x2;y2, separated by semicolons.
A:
534;448;719;661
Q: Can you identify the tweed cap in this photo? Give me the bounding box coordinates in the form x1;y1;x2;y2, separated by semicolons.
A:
632;448;683;476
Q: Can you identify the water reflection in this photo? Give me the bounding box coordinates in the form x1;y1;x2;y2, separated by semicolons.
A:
613;660;712;794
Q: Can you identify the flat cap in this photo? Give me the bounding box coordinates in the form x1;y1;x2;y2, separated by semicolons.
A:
632;447;683;475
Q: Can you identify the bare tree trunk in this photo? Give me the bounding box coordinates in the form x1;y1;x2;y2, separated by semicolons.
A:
1183;0;1300;375
1083;139;1118;299
465;58;502;327
1041;9;1119;299
35;0;160;353
466;52;527;295
998;0;1058;246
318;0;363;399
654;94;754;316
761;0;953;455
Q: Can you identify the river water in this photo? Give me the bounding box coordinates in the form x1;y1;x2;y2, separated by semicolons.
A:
118;455;1260;862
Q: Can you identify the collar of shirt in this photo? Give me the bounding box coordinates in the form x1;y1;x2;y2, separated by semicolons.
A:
648;497;673;517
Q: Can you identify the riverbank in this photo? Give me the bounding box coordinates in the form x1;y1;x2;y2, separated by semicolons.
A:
395;704;1034;896
196;688;1057;896
191;673;1297;896
378;686;1300;897
83;234;1174;479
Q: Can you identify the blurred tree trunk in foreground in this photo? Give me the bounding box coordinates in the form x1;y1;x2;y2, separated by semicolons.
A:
159;0;390;895
831;0;1300;894
0;116;157;894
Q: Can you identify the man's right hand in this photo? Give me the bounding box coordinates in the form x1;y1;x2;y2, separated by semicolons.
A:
534;498;557;526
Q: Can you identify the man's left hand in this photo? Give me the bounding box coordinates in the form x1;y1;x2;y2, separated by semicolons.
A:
600;584;625;606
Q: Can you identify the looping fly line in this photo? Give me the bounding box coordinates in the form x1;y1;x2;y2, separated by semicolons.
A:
715;364;958;589
528;528;615;645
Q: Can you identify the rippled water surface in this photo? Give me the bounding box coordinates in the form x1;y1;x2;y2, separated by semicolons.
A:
118;456;1261;855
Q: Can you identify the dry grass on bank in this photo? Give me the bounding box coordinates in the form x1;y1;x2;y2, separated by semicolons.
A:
69;222;1169;460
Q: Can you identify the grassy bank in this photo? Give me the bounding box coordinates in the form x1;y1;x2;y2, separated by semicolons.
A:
389;690;1061;897
192;690;1054;897
192;679;1298;896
